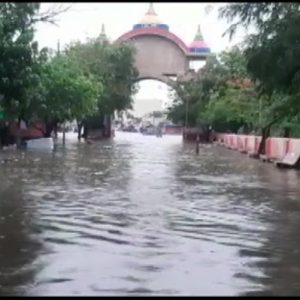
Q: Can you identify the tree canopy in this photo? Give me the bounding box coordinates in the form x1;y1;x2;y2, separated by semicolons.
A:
167;3;300;151
65;38;139;115
0;3;139;140
0;3;70;119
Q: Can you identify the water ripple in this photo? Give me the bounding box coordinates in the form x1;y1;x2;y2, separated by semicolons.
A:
1;132;300;296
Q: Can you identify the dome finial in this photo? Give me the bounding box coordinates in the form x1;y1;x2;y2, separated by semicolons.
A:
57;39;60;55
133;2;169;31
101;23;105;35
189;23;211;54
99;23;108;43
194;24;204;41
147;2;156;15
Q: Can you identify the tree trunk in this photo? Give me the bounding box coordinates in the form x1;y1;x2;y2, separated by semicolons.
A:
45;122;54;138
201;125;210;143
103;114;111;138
62;122;66;145
83;122;89;140
283;127;290;138
0;124;9;148
107;115;112;138
77;121;83;141
53;122;58;139
15;118;22;148
258;126;271;155
196;133;200;154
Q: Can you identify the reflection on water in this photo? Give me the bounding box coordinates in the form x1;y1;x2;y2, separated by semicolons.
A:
0;132;300;296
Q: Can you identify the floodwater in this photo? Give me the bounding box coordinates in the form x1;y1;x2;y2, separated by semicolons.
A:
0;132;300;296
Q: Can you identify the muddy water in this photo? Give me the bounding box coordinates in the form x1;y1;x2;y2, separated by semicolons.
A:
0;132;300;296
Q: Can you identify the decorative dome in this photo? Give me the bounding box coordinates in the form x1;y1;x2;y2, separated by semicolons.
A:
133;3;169;31
189;24;210;54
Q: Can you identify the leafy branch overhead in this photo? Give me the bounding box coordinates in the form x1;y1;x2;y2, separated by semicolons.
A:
168;2;300;141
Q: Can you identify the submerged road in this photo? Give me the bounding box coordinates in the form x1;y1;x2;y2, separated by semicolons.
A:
0;132;300;296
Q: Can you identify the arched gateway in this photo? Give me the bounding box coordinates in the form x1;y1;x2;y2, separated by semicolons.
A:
93;3;213;138
114;3;212;84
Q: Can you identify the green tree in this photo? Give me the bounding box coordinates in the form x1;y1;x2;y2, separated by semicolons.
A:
168;52;241;134
65;38;139;137
26;51;101;137
0;3;70;120
167;76;203;127
0;3;40;119
219;3;300;152
202;47;258;132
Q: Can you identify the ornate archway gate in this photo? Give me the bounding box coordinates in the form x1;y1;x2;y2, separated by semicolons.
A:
114;3;212;83
100;3;213;137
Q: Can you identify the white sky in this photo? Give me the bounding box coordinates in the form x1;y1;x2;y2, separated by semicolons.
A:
35;2;245;114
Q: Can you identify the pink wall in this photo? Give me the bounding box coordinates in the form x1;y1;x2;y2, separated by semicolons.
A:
229;134;238;150
265;138;289;161
286;139;300;155
164;127;183;135
216;133;300;162
237;135;247;152
9;122;45;140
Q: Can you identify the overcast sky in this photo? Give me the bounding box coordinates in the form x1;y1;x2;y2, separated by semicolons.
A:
35;2;245;114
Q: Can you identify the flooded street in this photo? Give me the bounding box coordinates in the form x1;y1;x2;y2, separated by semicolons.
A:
1;132;300;296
